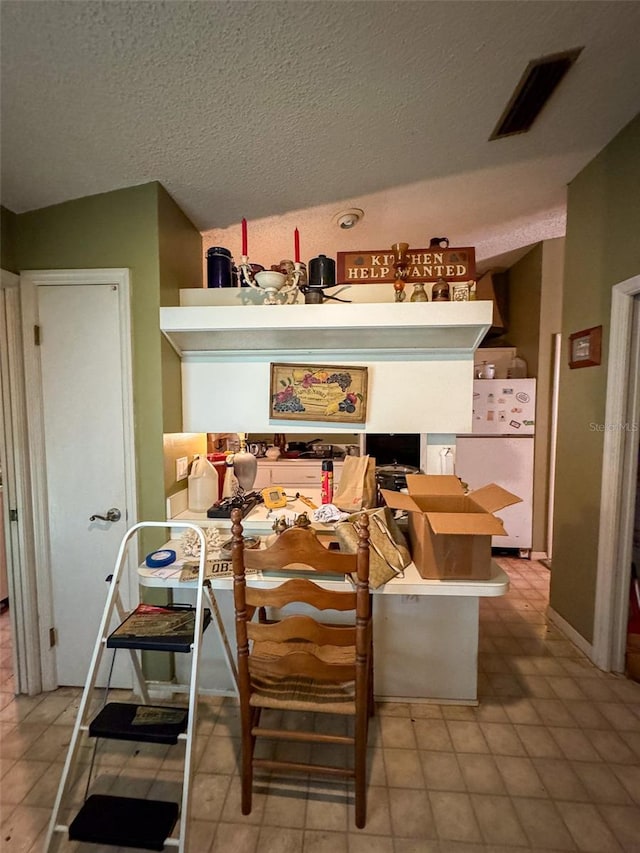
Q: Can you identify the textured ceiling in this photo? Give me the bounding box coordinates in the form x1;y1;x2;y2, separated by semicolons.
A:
2;1;640;270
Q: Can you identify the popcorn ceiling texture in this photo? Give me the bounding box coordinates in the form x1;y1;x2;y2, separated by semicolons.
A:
2;1;639;267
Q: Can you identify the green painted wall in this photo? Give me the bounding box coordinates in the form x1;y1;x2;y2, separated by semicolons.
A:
157;185;202;434
1;206;18;273
11;182;201;554
505;244;543;379
551;114;640;643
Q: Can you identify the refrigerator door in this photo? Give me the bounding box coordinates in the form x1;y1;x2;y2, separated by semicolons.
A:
455;435;534;550
471;379;536;435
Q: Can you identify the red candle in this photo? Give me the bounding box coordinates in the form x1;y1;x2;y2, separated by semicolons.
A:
294;228;300;263
241;218;248;256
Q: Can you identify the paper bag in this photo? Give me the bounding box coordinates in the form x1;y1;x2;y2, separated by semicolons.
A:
333;454;377;511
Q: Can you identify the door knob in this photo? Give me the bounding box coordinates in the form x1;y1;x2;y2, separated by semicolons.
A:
89;507;121;523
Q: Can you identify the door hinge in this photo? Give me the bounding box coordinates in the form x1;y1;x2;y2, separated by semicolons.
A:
9;508;18;522
34;324;41;346
49;627;57;648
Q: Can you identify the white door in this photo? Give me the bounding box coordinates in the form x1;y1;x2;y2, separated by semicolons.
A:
22;270;137;688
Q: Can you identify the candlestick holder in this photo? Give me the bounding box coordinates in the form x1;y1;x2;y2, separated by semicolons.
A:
391;242;409;303
238;255;302;304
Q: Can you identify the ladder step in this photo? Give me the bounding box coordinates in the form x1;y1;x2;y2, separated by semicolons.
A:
107;604;211;652
89;702;188;744
69;794;179;850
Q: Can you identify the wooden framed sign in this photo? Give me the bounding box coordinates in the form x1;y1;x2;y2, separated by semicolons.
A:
336;246;475;285
569;325;602;369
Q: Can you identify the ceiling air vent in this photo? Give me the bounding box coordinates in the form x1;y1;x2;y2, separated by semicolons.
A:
490;47;583;140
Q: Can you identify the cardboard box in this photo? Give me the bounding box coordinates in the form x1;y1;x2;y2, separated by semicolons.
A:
381;474;521;580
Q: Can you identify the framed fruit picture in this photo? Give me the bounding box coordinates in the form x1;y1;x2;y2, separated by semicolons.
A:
269;364;368;424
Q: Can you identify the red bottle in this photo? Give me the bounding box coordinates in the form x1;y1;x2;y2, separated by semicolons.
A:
321;460;334;504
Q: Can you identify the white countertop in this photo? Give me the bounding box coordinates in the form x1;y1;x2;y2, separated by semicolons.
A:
163;489;509;596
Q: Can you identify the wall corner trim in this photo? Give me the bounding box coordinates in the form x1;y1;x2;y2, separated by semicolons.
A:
547;606;594;663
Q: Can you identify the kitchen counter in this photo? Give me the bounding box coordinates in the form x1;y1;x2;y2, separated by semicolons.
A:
160;490;508;703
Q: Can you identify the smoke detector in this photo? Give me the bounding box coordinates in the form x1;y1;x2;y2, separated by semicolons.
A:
333;208;364;229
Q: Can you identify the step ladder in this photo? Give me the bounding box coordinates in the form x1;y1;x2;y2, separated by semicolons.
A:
44;521;234;853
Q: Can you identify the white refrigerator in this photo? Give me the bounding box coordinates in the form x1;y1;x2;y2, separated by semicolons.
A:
456;379;536;554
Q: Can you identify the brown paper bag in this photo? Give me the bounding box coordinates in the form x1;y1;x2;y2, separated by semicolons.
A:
333;455;377;511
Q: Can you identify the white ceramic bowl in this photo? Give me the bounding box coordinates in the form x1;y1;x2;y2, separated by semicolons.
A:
254;270;286;291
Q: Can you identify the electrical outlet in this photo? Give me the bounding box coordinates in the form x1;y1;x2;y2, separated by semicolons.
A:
176;456;189;481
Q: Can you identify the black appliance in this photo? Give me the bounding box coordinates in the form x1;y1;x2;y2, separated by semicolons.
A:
364;434;421;498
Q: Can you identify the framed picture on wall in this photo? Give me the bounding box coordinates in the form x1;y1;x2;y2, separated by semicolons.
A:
269;363;368;424
569;325;602;369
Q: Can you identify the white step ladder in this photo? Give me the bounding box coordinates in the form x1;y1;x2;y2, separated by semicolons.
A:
44;521;236;852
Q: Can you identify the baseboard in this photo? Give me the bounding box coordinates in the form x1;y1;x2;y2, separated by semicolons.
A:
546;606;594;660
531;551;548;561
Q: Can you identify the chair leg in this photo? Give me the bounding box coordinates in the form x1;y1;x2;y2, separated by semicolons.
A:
354;706;368;829
240;702;256;815
367;640;375;719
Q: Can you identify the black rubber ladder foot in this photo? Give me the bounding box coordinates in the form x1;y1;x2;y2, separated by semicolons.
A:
68;794;179;851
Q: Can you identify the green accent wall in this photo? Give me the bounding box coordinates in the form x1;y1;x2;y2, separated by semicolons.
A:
157;184;203;434
551;114;640;643
11;182;201;555
506;244;543;380
1;206;18;273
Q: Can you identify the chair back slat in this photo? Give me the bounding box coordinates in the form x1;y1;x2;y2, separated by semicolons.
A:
249;650;356;682
246;578;356;611
243;526;357;574
248;614;355;646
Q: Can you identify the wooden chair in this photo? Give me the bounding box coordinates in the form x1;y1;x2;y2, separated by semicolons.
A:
230;508;372;828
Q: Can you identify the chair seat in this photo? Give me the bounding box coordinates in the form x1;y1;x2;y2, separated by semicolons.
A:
249;640;356;712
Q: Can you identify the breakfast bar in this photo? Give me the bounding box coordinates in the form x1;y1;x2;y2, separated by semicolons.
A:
145;493;508;704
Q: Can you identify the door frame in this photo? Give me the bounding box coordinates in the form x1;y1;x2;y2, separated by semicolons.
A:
1;269;41;694
20;269;137;691
593;274;640;672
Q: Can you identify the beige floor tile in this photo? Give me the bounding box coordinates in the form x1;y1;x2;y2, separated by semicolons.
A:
565;700;612;729
470;793;528;847
190;771;231;822
571;761;633;805
532;758;589;801
457;753;506;795
383;747;424;788
446;721;489;754
185;818;217;853
303;829;349;853
197;731;240;774
257;825;304;852
420;750;466;792
588;728;637;764
502;697;544;725
477;722;526;756
213;821;259;852
511;796;577;849
0;803;51;853
493;755;547;798
555;801;623;852
378;716;416;749
515;724;564;759
429;790;482;843
263;783;308;827
596;701;640;730
221;775;267;824
610;763;640;804
549;727;602;762
530;698;577;727
306;792;348;831
1;759;50;804
388;787;436;838
598;803;640;850
413;719;453;752
347;833;395;852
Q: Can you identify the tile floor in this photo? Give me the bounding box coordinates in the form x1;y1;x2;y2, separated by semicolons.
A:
2;557;640;852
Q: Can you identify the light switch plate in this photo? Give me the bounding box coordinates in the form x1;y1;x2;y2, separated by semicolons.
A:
176;456;189;481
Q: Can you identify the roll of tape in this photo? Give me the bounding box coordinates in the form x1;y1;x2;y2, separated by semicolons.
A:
145;549;177;568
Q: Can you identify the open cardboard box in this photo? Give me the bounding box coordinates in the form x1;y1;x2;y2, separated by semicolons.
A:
381;474;521;580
